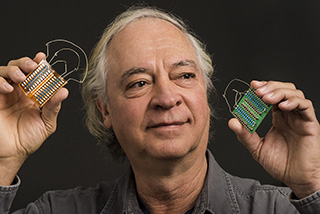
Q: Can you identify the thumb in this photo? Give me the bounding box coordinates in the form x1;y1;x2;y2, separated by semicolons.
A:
228;118;262;160
33;52;47;64
41;88;69;133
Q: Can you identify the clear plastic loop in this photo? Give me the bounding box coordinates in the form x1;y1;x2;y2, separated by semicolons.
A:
46;39;88;83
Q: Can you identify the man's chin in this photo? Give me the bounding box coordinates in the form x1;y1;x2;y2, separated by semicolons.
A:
146;144;197;161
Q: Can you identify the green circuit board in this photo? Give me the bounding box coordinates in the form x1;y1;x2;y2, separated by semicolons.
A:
232;87;272;133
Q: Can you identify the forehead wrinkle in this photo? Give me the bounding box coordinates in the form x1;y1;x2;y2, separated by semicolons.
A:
148;37;185;47
110;18;194;52
107;18;200;81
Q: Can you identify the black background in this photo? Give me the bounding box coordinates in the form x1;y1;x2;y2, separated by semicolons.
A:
1;0;319;211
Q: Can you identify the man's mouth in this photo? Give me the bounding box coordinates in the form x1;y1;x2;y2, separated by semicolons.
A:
147;119;190;129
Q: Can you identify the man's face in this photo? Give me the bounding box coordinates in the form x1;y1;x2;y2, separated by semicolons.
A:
99;18;210;162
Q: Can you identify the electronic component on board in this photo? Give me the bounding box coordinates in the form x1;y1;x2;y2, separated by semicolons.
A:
231;87;272;133
19;59;67;107
18;39;88;107
223;79;272;134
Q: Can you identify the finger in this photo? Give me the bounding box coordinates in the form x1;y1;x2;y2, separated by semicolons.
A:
0;76;14;93
10;52;46;83
41;88;69;133
278;97;316;122
260;88;305;105
8;56;38;73
252;80;297;96
33;52;46;64
0;53;47;91
0;64;24;83
228;118;262;160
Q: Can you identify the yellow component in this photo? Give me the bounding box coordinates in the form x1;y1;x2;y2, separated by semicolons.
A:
19;59;67;107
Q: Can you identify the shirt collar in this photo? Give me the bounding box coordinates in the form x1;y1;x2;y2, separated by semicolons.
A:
204;149;240;213
103;149;238;214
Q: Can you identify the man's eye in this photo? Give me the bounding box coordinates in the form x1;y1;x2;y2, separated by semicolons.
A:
128;81;147;89
180;73;195;79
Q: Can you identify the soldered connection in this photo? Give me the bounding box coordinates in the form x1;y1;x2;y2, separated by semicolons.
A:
19;59;67;107
223;79;272;134
18;39;88;107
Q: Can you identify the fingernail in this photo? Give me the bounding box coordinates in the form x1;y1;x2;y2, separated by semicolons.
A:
15;70;26;81
3;82;13;91
281;100;289;106
253;80;266;86
25;60;37;67
266;92;274;98
258;86;267;92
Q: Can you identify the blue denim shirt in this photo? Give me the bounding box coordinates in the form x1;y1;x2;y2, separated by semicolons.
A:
1;150;320;213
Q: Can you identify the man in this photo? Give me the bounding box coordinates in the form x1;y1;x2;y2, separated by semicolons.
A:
0;6;320;214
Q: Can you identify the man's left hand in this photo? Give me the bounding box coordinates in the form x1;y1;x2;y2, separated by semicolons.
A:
228;80;320;199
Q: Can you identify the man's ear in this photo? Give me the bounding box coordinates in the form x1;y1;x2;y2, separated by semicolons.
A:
96;99;112;129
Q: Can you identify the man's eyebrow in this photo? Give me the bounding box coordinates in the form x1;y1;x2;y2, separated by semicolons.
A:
171;60;198;69
120;60;197;82
121;67;150;82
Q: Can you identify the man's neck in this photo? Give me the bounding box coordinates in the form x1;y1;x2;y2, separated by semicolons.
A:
132;150;208;214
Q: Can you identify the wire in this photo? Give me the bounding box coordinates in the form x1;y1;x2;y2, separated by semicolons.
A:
222;78;250;114
45;39;88;83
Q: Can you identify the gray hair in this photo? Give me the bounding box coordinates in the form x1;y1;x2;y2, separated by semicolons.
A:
82;6;215;161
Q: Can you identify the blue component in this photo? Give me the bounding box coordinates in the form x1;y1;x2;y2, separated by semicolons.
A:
250;91;267;109
25;66;49;90
36;77;62;101
235;108;252;127
235;107;255;127
239;107;255;126
246;92;266;112
230;86;272;134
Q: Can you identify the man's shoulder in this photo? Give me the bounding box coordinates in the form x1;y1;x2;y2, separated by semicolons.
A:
224;172;300;213
206;149;291;198
206;149;297;213
33;177;123;213
41;179;119;199
226;172;291;198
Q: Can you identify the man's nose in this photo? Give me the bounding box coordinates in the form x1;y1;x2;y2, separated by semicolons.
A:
150;77;182;109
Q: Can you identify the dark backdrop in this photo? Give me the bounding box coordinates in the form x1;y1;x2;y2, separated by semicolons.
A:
1;0;319;211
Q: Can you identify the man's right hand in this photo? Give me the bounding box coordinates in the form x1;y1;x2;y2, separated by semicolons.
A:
0;52;68;185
